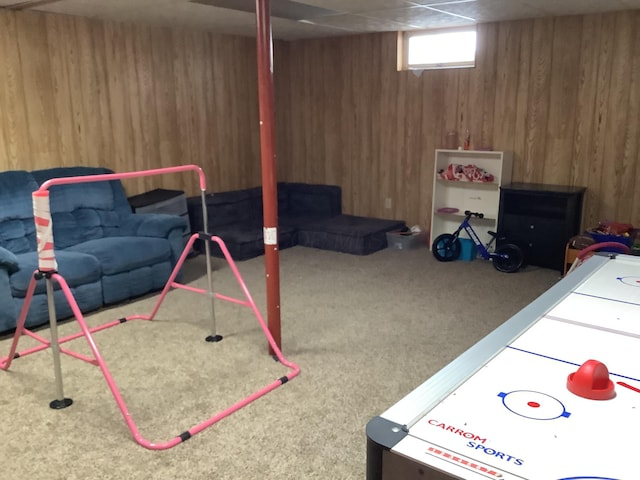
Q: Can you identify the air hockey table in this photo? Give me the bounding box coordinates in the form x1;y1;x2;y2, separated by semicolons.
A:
366;252;640;480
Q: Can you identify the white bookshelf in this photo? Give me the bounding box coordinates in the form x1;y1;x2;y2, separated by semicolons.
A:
430;149;513;250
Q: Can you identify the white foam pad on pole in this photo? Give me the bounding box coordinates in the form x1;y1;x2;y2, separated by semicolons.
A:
264;227;277;245
33;191;57;271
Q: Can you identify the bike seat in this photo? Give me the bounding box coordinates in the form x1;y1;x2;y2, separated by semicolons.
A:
464;210;484;219
488;231;508;241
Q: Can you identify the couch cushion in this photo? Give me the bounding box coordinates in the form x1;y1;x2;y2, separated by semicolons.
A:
0;171;39;254
44;179;115;212
13;280;103;331
32;166;133;217
279;213;337;230
297;214;406;255
300;214;404;236
0;171;39;220
65;236;171;275
203;223;297;260
277;186;290;215
49;209;122;249
216;223;263;240
207;189;262;231
31;167;131;247
0;219;36;254
282;183;342;216
101;262;172;305
10;251;102;297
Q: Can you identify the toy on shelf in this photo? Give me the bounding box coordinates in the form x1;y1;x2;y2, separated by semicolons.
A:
437;163;495;183
588;221;636;248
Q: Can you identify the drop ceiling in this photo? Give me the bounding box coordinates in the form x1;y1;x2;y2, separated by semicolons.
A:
2;0;640;40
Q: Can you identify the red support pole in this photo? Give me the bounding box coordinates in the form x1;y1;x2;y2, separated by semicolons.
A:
255;0;281;354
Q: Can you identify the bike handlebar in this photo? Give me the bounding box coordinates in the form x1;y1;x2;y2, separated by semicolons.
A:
464;210;484;219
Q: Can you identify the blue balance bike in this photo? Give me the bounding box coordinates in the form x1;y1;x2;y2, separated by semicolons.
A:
431;210;524;273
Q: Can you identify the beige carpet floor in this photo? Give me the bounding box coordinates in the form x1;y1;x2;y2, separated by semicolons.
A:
0;245;561;479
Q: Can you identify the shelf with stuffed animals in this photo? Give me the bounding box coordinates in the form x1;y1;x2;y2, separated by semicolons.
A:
430;149;513;249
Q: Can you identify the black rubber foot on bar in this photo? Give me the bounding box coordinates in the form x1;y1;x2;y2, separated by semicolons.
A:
205;334;223;343
49;398;73;409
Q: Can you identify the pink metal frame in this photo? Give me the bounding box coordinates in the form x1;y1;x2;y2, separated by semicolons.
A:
0;165;300;450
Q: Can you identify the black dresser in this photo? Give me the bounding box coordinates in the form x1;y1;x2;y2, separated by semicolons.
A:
498;183;586;272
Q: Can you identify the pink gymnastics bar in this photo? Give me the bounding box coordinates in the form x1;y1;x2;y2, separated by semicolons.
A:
0;165;300;450
37;164;208;192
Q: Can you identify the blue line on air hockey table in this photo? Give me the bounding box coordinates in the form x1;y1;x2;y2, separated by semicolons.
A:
505;346;640;384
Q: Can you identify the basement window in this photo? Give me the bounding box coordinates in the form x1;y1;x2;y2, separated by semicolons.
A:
399;27;476;71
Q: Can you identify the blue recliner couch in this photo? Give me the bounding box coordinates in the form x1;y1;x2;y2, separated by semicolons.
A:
0;167;188;334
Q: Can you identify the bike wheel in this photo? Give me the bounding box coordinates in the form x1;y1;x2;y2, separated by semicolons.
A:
432;234;462;262
493;243;524;273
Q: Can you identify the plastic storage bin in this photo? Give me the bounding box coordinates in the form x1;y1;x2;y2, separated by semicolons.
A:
588;231;634;252
459;238;477;261
386;231;425;250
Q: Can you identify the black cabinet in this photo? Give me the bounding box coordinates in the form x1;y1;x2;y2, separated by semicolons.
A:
498;183;585;272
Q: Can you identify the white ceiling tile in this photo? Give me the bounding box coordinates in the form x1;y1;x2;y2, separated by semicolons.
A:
0;0;37;5
520;0;629;17
5;0;640;40
426;0;547;23
298;0;414;14
118;2;255;29
365;5;473;27
271;17;360;40
306;13;410;33
32;0;178;19
410;0;477;5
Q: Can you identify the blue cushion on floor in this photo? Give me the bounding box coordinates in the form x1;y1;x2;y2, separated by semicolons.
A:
11;251;102;297
66;236;171;275
297;214;406;255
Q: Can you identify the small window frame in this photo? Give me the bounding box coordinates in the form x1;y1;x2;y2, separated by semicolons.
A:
398;26;477;71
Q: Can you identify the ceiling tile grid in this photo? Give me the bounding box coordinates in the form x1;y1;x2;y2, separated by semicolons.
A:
0;0;638;39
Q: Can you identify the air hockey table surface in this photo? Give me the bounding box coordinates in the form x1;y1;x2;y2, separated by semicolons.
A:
366;253;640;480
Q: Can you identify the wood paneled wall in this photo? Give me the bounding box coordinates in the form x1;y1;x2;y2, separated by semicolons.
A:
276;12;640;230
1;9;639;232
0;10;262;197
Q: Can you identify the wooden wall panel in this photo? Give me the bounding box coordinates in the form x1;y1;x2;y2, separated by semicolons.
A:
277;10;640;230
521;18;553;185
571;14;602;225
17;12;59;167
627;18;640;225
544;16;582;184
585;14;616;228
511;20;533;183
492;21;521;153
0;10;260;198
2;9;639;233
103;21;134;178
0;12;30;169
603;14;636;223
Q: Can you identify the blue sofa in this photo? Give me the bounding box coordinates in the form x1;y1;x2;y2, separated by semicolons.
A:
0;167;188;334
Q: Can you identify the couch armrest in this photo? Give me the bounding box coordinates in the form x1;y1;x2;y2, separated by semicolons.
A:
0;246;19;274
0;267;18;333
119;213;188;238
